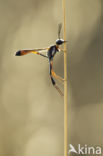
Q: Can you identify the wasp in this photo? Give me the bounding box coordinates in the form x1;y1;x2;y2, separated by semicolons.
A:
15;24;67;96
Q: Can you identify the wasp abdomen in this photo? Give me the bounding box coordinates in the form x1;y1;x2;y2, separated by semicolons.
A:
15;51;21;56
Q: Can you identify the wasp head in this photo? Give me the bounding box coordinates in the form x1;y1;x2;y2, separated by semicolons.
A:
56;39;67;45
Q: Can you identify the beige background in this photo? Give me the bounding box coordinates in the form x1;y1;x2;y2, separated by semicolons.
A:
0;0;103;156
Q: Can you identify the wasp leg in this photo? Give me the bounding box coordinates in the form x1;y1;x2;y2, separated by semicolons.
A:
32;51;48;58
59;48;66;53
49;61;63;96
51;70;64;84
50;60;64;83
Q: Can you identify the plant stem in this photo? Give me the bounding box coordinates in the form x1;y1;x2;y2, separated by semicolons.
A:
62;0;68;156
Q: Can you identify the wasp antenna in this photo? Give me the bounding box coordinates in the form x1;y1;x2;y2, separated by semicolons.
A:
58;23;62;39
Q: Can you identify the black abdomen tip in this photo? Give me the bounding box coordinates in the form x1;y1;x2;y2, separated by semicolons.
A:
15;51;21;56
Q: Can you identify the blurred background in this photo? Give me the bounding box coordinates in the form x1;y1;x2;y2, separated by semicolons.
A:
0;0;103;156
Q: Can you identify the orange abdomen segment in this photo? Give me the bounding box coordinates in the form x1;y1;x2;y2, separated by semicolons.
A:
15;50;30;56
